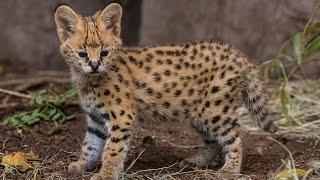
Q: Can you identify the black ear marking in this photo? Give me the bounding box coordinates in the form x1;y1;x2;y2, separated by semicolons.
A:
53;1;70;14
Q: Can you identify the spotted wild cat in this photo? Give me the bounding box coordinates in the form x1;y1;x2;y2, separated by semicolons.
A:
54;3;277;180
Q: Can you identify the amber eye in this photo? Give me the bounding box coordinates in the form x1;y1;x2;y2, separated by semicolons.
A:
100;50;109;57
78;52;88;58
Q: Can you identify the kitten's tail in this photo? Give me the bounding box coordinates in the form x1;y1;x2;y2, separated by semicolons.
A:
242;70;278;133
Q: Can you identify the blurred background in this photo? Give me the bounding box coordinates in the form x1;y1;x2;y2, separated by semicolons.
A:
0;0;319;76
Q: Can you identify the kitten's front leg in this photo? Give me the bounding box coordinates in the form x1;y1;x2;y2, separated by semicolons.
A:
68;114;109;174
90;111;133;180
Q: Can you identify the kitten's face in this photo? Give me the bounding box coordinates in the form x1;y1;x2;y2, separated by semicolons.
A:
54;3;122;75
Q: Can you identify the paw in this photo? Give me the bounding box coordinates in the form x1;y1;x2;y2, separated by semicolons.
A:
90;173;116;180
218;165;240;174
179;157;219;170
68;160;87;175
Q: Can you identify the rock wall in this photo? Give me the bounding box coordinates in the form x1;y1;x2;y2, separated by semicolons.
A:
140;0;317;65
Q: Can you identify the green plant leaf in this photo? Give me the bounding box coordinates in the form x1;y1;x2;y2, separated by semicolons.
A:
303;33;320;60
293;33;302;65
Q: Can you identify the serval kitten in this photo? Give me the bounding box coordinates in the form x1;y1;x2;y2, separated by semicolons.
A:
54;3;277;180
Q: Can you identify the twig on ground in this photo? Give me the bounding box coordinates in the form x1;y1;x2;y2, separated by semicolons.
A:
268;137;299;180
0;88;31;99
0;77;71;87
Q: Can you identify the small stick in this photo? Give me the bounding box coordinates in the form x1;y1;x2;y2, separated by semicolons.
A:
0;88;31;99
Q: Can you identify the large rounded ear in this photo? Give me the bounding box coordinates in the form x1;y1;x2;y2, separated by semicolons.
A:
54;5;80;42
99;3;122;37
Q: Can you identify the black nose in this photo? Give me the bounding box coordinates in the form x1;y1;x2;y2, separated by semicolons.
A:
88;61;101;72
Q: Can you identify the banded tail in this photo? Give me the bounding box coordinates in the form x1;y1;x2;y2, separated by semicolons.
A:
242;71;278;133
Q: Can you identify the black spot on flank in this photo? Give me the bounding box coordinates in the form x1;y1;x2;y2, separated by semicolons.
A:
228;66;234;71
111;137;121;143
211;86;220;93
181;99;187;106
166;59;172;65
212;115;221;123
166;50;175;56
146;53;154;62
215;99;222;106
181;50;187;55
111;125;120;131
226;79;233;86
220;71;226;79
146;88;153;95
184;62;190;68
205;101;210;108
205;56;210;62
111;111;117;119
175;50;181;56
114;85;120;92
144;66;151;73
120;110;125;116
172;110;179;116
115;97;121;104
174;90;182;96
157;59;163;65
175;64;182;70
223;106;229;114
119;57;127;65
164;69;171;76
128;56;137;65
193;48;198;55
153;73;161;82
127;114;133;120
188;89;194;95
110;152;118;156
137;61;143;68
155;50;164;55
117;74;123;82
162;101;170;108
118;147;124;152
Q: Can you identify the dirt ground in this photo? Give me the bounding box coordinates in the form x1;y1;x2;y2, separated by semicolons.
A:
0;73;319;180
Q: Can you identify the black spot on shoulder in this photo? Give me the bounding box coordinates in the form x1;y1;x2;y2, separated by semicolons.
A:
215;99;222;106
111;125;120;131
212;115;221;124
96;103;105;108
162;101;170;108
111;111;117;119
211;86;220;93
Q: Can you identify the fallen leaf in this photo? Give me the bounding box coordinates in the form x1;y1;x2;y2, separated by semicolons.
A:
1;151;39;171
275;168;307;180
